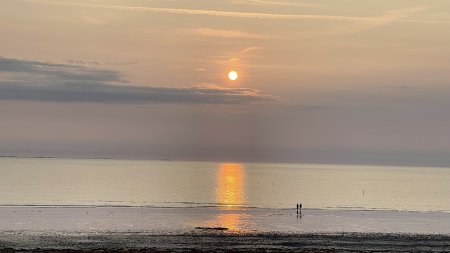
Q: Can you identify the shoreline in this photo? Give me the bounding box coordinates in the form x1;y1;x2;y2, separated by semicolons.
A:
0;204;449;213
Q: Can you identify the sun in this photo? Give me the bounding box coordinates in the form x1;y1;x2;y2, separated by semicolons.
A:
228;71;238;81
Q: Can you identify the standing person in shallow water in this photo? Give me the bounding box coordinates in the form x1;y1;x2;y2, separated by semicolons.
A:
299;203;302;213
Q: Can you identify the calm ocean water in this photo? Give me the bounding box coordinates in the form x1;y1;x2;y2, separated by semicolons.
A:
1;158;450;212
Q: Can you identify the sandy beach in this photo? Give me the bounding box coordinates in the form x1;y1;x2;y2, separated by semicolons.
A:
1;206;450;252
2;231;450;252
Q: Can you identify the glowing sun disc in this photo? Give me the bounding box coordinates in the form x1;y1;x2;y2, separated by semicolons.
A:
228;71;238;81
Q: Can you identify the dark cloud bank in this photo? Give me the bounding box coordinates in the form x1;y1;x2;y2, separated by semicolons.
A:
0;57;274;104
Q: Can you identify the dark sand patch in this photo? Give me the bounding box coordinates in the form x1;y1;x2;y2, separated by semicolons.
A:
1;232;450;252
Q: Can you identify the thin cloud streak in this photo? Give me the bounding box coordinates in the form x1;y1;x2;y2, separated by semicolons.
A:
190;28;266;39
232;0;321;7
344;7;428;33
25;0;392;22
240;46;264;54
401;18;450;24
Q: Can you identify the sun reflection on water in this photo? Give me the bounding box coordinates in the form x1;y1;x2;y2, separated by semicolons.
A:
216;163;245;207
211;163;248;232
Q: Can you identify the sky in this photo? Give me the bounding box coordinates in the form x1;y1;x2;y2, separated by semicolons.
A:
2;0;450;166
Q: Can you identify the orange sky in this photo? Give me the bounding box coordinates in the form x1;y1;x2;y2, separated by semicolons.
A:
1;0;450;166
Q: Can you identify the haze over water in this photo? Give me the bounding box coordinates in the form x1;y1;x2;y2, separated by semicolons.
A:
2;158;450;212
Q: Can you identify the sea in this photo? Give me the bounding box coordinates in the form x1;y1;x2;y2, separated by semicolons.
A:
1;157;449;211
2;157;450;250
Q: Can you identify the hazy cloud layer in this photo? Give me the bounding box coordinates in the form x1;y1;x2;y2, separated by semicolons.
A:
0;57;274;104
24;0;429;35
0;57;122;82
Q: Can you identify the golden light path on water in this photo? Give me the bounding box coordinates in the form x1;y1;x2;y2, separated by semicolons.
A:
216;163;245;206
210;163;248;231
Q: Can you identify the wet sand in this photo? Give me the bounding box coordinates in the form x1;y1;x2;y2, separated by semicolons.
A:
2;206;450;252
2;206;450;234
0;250;338;253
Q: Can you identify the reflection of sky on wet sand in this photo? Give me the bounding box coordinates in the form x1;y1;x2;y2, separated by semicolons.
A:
213;213;244;231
